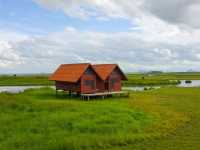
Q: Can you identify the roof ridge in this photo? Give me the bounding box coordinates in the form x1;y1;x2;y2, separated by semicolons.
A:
92;64;117;66
61;63;91;66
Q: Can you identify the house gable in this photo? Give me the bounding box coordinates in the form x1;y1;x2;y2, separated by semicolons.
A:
92;64;127;81
49;63;127;94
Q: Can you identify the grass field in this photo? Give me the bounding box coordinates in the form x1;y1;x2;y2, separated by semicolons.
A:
1;87;200;150
124;74;179;86
1;72;200;86
0;75;53;86
124;72;200;86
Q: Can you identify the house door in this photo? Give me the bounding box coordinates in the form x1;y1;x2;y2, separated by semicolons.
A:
105;81;110;91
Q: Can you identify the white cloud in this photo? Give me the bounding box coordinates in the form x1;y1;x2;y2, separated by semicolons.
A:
0;41;25;68
143;0;200;29
1;0;200;72
34;0;200;29
0;30;28;42
1;25;198;73
33;0;132;19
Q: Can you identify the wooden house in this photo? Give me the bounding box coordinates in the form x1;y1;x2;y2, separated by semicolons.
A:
92;64;127;92
49;63;127;94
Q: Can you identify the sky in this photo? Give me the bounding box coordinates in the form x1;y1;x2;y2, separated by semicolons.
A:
1;0;200;73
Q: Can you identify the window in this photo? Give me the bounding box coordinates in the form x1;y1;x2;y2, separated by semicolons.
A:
110;78;116;89
84;69;93;75
84;80;95;89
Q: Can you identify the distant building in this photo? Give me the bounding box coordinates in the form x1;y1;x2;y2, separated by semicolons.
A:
49;63;127;94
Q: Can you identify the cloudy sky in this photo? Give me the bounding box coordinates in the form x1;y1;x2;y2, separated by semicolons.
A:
1;0;200;73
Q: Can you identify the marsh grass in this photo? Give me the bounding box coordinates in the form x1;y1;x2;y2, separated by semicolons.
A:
0;75;53;86
124;72;200;86
0;88;154;150
0;87;199;150
119;87;200;150
1;72;200;86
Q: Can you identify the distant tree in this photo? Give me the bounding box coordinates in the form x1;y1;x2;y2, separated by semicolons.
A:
148;71;163;75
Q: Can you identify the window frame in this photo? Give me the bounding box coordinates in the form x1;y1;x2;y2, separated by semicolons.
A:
84;80;95;89
110;78;117;89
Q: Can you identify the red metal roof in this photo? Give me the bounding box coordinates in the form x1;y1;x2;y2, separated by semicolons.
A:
49;63;90;82
92;64;127;80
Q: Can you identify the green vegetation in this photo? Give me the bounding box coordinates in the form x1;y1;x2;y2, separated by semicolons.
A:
0;88;154;150
0;75;53;86
124;74;179;86
1;72;200;86
185;80;192;83
1;87;200;150
124;72;200;86
119;87;200;150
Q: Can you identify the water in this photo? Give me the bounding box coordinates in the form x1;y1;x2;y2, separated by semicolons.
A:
0;86;44;93
177;80;200;87
0;80;200;93
123;86;161;91
1;85;160;93
124;80;200;91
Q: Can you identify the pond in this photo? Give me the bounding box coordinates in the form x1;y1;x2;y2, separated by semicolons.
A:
0;86;45;93
177;80;200;87
123;80;200;91
123;86;161;91
0;80;200;93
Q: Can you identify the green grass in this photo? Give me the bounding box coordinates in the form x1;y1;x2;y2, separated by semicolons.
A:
116;87;200;150
0;75;53;86
1;87;198;150
124;72;200;86
123;76;179;86
127;72;200;80
0;88;154;150
1;72;200;86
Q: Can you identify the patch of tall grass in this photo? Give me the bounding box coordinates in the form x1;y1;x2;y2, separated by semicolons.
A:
0;87;196;150
0;88;154;150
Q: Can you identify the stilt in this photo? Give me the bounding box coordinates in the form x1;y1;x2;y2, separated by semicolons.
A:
80;91;129;100
69;90;72;98
56;89;58;96
77;92;80;97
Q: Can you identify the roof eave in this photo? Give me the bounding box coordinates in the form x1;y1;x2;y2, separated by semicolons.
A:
115;65;128;81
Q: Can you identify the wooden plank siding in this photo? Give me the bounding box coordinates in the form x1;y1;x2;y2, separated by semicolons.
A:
49;63;127;95
55;81;80;92
108;67;122;92
80;67;97;94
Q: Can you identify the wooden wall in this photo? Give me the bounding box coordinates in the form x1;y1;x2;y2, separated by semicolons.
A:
96;77;105;92
107;67;122;91
80;67;97;94
55;66;123;94
55;81;80;92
